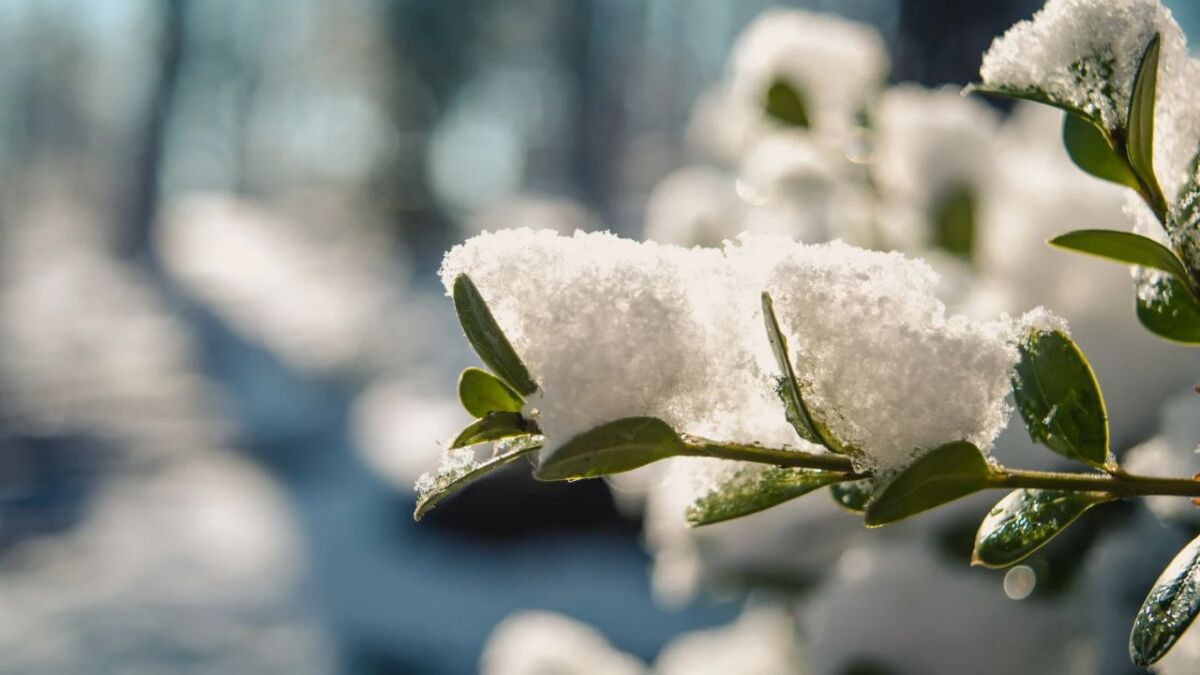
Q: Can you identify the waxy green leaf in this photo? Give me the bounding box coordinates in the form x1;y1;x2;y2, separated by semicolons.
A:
761;292;851;454
1061;113;1140;190
686;466;845;527
1127;33;1167;216
535;417;685;480
972;489;1112;568
1137;272;1200;345
450;412;533;449
830;478;874;513
1011;328;1109;468
458;367;524;418
764;78;810;128
413;435;542;520
863;441;993;527
1130;534;1200;666
452;275;538;396
1049;230;1191;286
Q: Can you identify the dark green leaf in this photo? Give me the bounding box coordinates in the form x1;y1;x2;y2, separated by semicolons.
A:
458;367;524;418
1011;327;1109;467
830;478;874;513
535;417;685;480
1137;271;1200;345
972;489;1112;568
1061;113;1140;190
761;292;850;453
414;435;542;520
1130;533;1200;666
1127;33;1167;215
1049;229;1191;285
452;275;538;395
686;466;845;527
450;412;532;449
863;441;993;527
764;78;810;128
932;185;976;260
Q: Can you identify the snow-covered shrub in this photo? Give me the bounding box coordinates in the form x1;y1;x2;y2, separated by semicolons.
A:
416;0;1200;669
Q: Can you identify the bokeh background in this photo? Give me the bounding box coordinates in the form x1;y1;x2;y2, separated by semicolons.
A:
4;1;1200;673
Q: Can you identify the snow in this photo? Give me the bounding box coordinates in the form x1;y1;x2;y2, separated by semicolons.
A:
655;605;803;675
729;9;887;139
979;0;1183;132
979;0;1200;200
688;9;888;163
871;85;1000;253
0;453;333;673
1019;306;1072;336
157;193;406;373
0;204;226;460
643;166;743;247
440;229;1029;474
352;380;472;489
415;448;481;503
729;235;1022;472
480;610;648;675
480;606;802;675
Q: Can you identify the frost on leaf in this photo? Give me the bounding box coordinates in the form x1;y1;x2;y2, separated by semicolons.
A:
414;436;542;519
1168;152;1200;274
414;450;477;504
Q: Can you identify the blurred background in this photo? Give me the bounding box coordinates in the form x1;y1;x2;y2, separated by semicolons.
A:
4;1;1200;673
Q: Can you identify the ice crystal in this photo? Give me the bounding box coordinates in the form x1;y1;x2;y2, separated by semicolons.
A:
414;448;479;503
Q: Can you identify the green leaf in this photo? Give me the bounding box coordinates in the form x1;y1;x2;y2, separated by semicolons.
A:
1011;327;1109;468
452;275;538;396
458;367;524;418
1061;113;1140;190
449;412;532;449
1137;271;1200;345
972;489;1112;568
761;292;849;453
932;185;976;260
534;417;685;480
764;78;810;128
965;84;1090;120
830;478;874;513
1049;229;1191;285
686;466;845;527
1130;533;1200;667
863;441;993;527
413;435;542;520
1127;33;1167;216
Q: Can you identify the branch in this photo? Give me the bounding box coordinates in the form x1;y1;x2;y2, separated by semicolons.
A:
685;437;1200;499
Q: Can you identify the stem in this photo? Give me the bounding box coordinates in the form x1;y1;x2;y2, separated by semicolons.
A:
682;437;861;474
993;467;1200;498
685;437;1200;499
